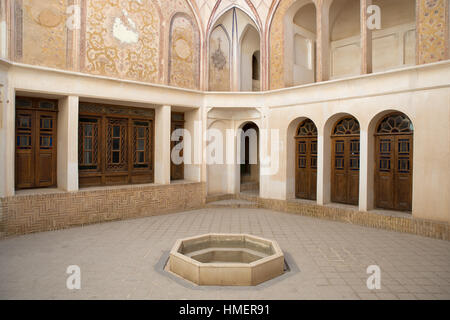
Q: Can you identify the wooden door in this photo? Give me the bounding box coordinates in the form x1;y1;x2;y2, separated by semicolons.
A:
295;138;317;200
171;113;184;181
15;100;57;189
375;113;413;211
295;119;318;200
15;110;35;188
331;117;360;205
35;111;57;187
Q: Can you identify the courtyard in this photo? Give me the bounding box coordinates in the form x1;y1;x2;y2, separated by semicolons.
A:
0;208;449;300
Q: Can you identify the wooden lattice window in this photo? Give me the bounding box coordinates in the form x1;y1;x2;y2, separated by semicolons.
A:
79;118;99;170
133;121;152;169
334;117;360;135
377;113;413;134
78;103;155;187
296;119;318;137
107;118;128;170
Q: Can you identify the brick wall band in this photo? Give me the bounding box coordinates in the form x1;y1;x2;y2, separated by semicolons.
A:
0;184;448;241
0;182;205;237
236;193;450;241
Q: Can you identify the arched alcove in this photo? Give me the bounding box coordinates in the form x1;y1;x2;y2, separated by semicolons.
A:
284;0;317;86
208;7;261;92
240;25;261;91
371;0;416;72
329;0;361;79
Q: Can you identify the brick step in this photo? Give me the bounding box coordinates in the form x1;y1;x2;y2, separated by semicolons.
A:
240;182;259;192
205;199;259;209
205;194;235;203
237;192;259;202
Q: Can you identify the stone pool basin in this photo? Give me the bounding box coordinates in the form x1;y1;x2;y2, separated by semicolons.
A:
168;233;284;286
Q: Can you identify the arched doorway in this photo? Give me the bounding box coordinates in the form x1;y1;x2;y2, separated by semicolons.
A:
295;119;317;200
375;113;413;211
240;122;259;194
331;116;360;205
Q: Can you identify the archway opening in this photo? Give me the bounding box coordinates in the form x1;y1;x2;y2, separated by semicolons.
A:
240;122;259;194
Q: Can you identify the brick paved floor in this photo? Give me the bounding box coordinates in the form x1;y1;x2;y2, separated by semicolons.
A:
0;208;449;300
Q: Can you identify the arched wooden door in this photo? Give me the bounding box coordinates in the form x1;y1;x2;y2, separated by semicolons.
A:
295;119;317;200
331;117;360;205
375;113;413;211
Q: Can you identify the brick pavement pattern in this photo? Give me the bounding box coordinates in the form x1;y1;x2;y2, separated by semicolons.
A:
0;208;449;300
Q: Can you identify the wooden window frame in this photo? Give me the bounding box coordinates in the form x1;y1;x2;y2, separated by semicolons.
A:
78;103;155;187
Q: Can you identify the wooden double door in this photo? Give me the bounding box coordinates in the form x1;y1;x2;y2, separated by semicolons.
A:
375;134;413;211
15;99;57;189
295;138;317;200
331;136;360;205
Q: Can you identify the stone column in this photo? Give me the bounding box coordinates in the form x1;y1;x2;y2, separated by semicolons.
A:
417;0;449;64
316;0;331;82
57;96;79;192
358;128;373;212
155;105;171;185
360;0;373;74
316;130;331;205
0;82;15;197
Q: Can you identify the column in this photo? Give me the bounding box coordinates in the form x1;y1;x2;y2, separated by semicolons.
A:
316;131;331;205
155;105;171;184
316;0;331;82
360;0;373;74
358;128;374;212
0;83;15;197
57;96;79;192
